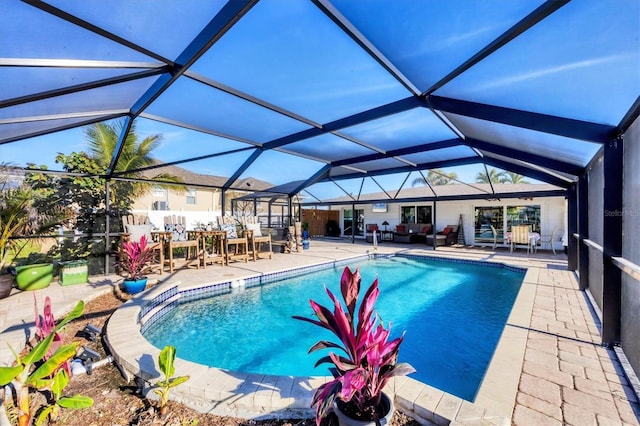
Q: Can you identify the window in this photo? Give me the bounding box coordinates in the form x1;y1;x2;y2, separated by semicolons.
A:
186;188;196;205
400;206;431;224
417;206;432;224
152;186;166;197
401;206;415;223
506;205;540;233
474;206;504;243
343;209;364;236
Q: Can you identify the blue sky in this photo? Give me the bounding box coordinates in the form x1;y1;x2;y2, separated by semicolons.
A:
1;0;637;199
2;121;490;184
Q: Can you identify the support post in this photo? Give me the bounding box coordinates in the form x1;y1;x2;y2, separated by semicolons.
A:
351;203;356;244
432;201;438;250
567;184;578;271
105;179;111;275
602;138;623;344
578;175;589;291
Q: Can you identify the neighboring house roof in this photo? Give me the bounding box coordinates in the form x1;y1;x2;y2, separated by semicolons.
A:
143;163;273;192
316;183;565;205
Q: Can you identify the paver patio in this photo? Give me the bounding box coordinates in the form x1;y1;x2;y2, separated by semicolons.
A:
1;241;638;425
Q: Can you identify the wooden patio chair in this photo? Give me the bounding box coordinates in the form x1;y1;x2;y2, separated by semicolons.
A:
120;214;164;275
199;230;227;268
217;216;248;263
163;215;200;272
242;216;272;260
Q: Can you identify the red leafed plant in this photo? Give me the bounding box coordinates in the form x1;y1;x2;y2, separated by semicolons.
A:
118;235;155;280
34;294;68;373
293;266;415;426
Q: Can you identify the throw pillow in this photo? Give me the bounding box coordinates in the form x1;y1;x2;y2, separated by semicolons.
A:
221;224;238;239
396;225;405;233
126;224;153;243
245;223;262;237
421;225;431;233
165;223;187;241
442;227;452;235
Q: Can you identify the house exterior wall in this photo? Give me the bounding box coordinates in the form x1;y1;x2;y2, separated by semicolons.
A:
130;187;222;230
128;187;276;230
437;197;565;250
132;187;220;213
338;195;566;251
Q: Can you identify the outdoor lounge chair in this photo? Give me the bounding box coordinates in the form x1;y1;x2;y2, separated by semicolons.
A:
425;225;458;247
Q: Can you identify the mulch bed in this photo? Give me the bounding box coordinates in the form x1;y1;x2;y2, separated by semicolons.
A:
3;288;421;426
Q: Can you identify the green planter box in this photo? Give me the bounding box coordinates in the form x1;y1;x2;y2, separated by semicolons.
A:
58;260;89;286
15;263;54;291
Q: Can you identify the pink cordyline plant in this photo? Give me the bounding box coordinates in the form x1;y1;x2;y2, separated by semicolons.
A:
118;235;155;280
34;294;70;375
293;266;415;426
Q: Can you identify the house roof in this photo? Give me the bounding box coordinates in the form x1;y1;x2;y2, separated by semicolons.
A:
143;163;272;192
1;1;638;203
317;183;565;206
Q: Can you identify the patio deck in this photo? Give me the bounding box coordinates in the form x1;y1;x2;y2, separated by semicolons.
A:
1;240;638;425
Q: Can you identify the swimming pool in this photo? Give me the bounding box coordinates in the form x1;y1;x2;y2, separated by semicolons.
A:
143;255;524;401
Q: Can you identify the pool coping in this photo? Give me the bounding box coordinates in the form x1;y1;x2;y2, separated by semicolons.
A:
105;253;536;425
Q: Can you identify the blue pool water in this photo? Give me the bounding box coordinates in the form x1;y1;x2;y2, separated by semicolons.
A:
143;256;524;401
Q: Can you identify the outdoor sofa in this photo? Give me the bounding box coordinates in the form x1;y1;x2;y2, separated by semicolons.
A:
393;223;431;243
426;224;459;247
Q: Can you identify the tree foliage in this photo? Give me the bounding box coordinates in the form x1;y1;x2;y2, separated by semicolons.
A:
475;168;529;184
475;168;504;184
0;163;71;269
23;120;183;263
500;171;529;184
84;120;183;197
411;169;458;186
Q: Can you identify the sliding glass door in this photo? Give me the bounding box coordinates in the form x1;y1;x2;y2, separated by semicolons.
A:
474;206;504;243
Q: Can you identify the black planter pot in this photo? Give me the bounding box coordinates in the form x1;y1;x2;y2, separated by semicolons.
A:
0;274;13;299
333;393;394;426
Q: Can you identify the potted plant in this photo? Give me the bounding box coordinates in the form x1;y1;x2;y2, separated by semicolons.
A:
14;253;56;291
293;266;415;426
0;164;69;298
117;235;155;294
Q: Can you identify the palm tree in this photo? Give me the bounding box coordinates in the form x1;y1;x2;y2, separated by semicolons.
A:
412;169;458;186
84;120;183;197
475;168;504;184
500;171;529;184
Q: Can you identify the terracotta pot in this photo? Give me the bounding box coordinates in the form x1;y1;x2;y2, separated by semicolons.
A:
333;392;394;426
122;277;147;294
0;273;13;299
